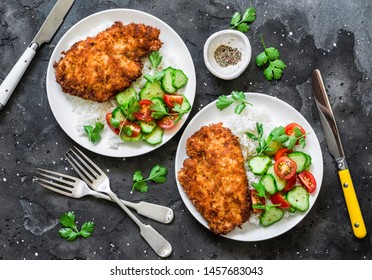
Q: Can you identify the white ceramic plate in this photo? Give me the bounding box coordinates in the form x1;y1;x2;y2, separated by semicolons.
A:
175;93;323;241
46;9;196;157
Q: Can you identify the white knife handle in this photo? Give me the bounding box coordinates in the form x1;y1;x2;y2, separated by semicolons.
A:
0;43;38;110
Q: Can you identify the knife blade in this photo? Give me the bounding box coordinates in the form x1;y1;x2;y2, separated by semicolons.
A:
0;0;75;111
312;69;367;239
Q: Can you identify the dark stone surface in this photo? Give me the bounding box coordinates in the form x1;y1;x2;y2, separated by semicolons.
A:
0;0;371;260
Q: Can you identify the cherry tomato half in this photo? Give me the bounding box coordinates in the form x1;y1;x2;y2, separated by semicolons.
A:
163;94;183;109
283;174;297;192
274;148;293;162
274;156;297;180
251;190;266;214
133;99;154;122
106;113;120;135
298;171;317;193
120;120;141;138
157;114;180;129
271;193;291;209
285;123;306;144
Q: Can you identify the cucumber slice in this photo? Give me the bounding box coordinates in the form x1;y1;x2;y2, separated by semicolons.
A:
259;174;277;195
288;152;308;173
260;207;284;227
286;186;310;212
266;164;286;191
112;107;125;122
116;88;137;105
139;120;157;134
143;126;164;145
162;67;177;93
248;155;271;175
304;153;312;170
139;81;165;100
120;131;142;142
172;69;188;89
180;94;191;112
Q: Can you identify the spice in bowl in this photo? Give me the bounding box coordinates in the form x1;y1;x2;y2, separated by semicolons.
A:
214;44;242;67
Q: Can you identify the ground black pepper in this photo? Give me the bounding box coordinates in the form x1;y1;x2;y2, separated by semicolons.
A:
214;44;242;67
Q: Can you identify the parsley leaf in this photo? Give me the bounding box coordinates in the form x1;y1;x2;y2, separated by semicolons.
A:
256;36;286;80
149;51;163;68
131;164;168;193
252;182;266;198
58;212;95;241
264;59;286;81
144;71;164;83
216;91;253;114
230;7;256;33
84;122;104;144
149;165;168;183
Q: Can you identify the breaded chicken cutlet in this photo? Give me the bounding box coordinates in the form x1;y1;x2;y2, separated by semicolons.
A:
178;123;251;235
53;22;162;102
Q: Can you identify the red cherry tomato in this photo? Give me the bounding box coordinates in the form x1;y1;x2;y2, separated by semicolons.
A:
106;113;120;135
250;190;266;214
274;156;297;180
298;171;317;193
274;148;293;162
133;99;154;122
285;123;306;144
271;193;291;209
120;120;141;138
157;115;179;129
163;94;183;109
283;174;296;192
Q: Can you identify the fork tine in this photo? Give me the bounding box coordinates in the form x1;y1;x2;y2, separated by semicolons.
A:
33;177;73;195
37;168;77;181
73;146;103;174
65;154;94;186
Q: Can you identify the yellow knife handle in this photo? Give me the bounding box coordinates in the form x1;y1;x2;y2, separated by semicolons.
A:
338;169;367;238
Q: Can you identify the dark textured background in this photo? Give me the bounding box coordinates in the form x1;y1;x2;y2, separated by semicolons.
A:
0;0;371;260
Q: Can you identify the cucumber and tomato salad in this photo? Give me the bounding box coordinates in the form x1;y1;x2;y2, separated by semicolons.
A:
248;123;317;227
106;67;190;145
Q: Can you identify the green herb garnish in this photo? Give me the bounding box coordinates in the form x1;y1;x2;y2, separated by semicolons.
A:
216;91;253;114
230;7;256;32
256;36;286;80
84;122;104;144
252;204;280;212
149;51;163;68
246;122;308;155
252;182;266;198
59;211;95;241
132;165;168;193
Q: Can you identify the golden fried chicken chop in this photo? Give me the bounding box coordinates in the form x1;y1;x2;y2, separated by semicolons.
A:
54;22;162;102
178;123;251;235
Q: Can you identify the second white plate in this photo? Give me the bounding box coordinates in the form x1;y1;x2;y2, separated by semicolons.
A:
175;93;323;241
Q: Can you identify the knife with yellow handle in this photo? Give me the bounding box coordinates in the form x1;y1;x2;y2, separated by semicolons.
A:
312;69;366;239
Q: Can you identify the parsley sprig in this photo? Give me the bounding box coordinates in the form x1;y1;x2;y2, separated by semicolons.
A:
59;212;95;241
256;36;286;80
216;91;253;114
246;122;307;155
132;165;168;193
145;51;164;83
230;7;256;32
84;122;104;144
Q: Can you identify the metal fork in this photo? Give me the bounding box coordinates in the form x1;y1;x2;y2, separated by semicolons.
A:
65;147;172;258
34;169;174;224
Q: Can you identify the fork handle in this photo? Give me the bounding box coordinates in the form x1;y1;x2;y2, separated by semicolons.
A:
107;191;172;258
91;192;174;224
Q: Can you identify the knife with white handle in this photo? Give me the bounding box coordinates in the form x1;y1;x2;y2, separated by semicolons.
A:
0;0;75;111
311;69;367;239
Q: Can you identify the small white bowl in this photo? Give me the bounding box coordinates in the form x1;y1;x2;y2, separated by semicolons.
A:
203;29;251;80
